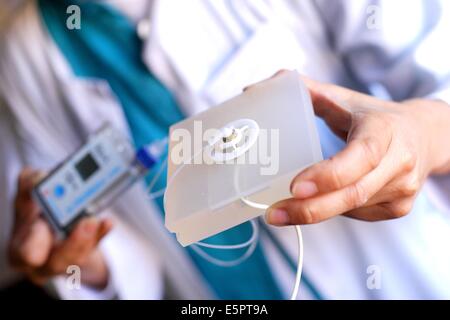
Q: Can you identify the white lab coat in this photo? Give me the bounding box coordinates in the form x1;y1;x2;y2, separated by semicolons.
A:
1;0;450;299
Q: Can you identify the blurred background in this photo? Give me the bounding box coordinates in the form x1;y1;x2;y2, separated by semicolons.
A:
1;0;450;300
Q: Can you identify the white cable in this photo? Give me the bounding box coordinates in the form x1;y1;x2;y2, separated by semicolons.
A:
146;156;168;198
149;145;260;260
143;138;169;200
190;236;259;267
195;220;258;250
241;198;303;300
148;188;165;200
240;197;270;210
291;225;303;300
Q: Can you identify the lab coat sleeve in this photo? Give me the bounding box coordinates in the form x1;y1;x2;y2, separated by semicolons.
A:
313;0;450;102
0;96;28;288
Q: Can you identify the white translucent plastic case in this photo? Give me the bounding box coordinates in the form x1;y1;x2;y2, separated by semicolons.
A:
164;71;322;246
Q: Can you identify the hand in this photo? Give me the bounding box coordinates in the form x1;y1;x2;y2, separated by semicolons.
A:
8;168;113;288
264;73;450;226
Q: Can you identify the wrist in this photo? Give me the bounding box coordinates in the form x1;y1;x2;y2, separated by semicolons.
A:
411;99;450;175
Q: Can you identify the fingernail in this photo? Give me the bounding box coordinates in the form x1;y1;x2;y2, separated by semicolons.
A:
82;218;98;236
292;181;318;199
265;208;290;226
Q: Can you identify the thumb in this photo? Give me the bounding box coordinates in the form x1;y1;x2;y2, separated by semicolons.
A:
9;217;53;269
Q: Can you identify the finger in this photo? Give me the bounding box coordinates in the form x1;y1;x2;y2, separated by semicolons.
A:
9;217;53;269
43;217;112;275
343;205;395;221
302;77;354;131
14;169;47;225
291;114;393;198
344;197;415;221
10;168;53;269
301;76;378;114
361;172;421;207
17;168;42;192
301;76;384;138
291;134;388;199
267;149;401;225
16;168;46;198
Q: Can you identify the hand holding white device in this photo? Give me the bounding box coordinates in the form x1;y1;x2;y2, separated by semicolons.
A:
164;71;322;245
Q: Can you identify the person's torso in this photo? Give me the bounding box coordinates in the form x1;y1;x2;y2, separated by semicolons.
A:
2;0;450;299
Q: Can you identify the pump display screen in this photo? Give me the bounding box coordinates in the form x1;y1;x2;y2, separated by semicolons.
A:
75;153;99;181
33;126;134;232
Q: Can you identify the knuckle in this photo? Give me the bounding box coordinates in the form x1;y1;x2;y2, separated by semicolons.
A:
400;175;421;197
303;206;316;224
296;204;318;224
401;150;417;171
390;202;413;218
346;183;368;208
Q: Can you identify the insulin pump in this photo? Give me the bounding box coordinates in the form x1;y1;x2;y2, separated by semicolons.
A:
33;124;165;236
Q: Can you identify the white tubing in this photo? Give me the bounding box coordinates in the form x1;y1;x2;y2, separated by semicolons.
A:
241;198;303;300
